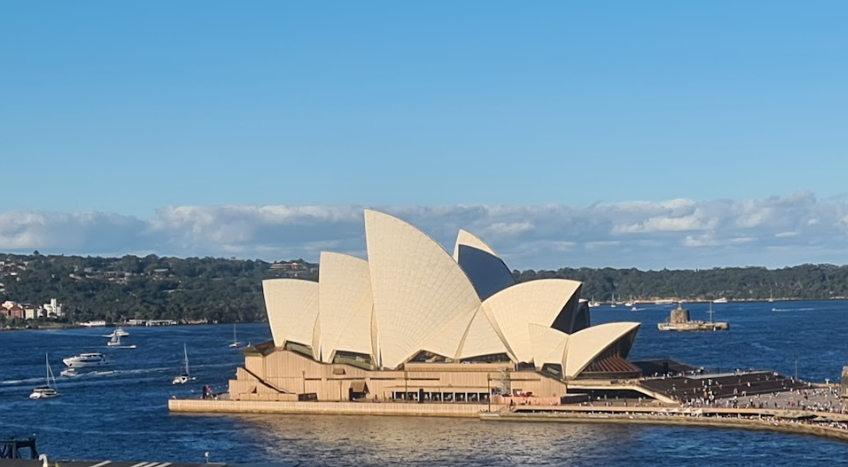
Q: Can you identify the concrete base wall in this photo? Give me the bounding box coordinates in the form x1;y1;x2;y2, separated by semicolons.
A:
169;399;488;417
482;412;848;442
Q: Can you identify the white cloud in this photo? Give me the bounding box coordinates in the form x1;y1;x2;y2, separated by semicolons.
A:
584;241;621;251
483;221;535;238
684;234;717;248
2;192;848;270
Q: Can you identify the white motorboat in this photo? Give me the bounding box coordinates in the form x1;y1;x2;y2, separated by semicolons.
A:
63;352;111;368
30;354;60;399
172;343;196;385
60;368;79;378
81;320;106;327
103;326;129;338
229;324;240;348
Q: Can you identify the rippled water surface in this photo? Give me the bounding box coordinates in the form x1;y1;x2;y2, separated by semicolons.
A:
2;300;847;466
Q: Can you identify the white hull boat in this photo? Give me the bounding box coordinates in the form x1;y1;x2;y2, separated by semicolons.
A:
30;354;60;399
106;333;136;349
63;352;111;368
172;343;196;385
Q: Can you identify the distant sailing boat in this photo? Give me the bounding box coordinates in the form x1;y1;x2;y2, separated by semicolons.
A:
30;354;59;399
106;332;137;349
229;324;240;348
172;344;196;385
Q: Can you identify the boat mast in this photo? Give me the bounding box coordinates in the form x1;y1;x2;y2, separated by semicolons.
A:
184;343;190;377
45;353;56;389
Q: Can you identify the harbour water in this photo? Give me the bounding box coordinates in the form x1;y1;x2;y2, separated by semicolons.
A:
2;300;848;466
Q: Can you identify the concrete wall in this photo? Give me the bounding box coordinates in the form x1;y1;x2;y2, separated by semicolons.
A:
229;349;570;403
169;399;488;417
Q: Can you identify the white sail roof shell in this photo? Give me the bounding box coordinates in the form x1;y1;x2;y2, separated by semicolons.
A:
259;209;642;380
364;210;482;369
563;322;640;379
528;324;569;370
453;229;498;260
317;252;374;363
457;307;512;359
263;279;320;349
481;279;582;363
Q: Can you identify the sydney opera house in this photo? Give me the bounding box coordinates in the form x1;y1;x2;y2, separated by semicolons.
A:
227;210;643;404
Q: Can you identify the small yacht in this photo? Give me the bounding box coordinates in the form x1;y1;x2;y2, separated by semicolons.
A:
106;333;137;349
30;354;59;399
172;344;196;385
63;352;111;368
229;324;240;348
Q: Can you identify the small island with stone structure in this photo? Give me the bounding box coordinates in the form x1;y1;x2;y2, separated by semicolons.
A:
657;303;729;332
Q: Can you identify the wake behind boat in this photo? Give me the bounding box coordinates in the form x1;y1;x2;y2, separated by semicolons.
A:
63;352;111;368
30;353;59;399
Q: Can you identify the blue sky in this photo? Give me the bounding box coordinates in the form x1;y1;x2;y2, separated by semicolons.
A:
1;2;847;269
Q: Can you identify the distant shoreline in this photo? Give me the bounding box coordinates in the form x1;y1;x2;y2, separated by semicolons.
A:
0;321;262;332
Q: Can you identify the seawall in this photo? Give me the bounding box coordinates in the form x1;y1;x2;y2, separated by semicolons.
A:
169;399;848;443
481;411;848;443
168;399;487;417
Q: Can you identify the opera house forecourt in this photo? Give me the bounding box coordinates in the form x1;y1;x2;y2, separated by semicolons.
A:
170;210;848;442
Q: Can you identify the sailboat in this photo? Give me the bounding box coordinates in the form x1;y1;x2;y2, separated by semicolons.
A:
107;332;137;349
30;354;59;399
229;324;240;348
172;344;196;385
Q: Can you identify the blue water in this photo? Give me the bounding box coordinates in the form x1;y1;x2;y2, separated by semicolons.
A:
1;301;847;466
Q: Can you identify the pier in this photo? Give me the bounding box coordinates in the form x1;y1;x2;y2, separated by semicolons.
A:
0;438;37;460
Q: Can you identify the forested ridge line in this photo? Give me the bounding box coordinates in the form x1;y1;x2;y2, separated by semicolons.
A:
2;252;846;324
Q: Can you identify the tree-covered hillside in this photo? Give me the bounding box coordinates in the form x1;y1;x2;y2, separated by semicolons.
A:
516;265;848;302
2;252;847;324
0;253;317;324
